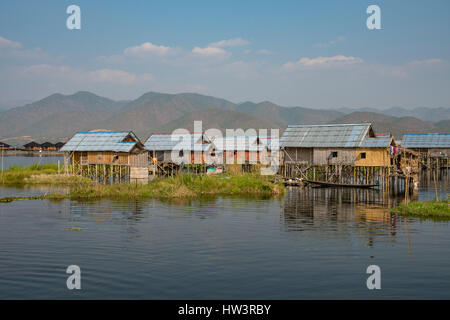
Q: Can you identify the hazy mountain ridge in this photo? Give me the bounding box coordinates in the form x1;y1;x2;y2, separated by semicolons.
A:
340;106;450;122
331;112;450;139
236;101;343;127
0;91;127;141
0;91;448;145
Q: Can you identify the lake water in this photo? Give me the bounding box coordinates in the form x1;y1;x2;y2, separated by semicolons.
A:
0;160;449;299
1;155;64;170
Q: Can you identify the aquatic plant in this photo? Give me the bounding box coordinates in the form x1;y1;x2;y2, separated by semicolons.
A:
65;173;285;200
391;200;450;218
0;164;87;185
1;164;284;201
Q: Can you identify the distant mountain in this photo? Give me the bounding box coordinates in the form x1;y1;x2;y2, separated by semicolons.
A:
331;112;449;138
156;109;278;134
236;101;343;127
0;91;127;142
93;92;237;136
95;92;342;136
0;91;448;146
340;106;450;122
0;99;34;111
434;119;450;132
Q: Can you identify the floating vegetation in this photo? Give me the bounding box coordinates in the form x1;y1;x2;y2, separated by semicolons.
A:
391;200;450;218
0;170;285;202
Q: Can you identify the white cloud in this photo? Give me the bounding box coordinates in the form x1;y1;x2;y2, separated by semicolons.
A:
374;58;448;78
258;49;272;55
19;64;153;85
88;69;153;84
408;58;446;67
124;42;173;57
20;64;71;77
208;37;250;48
283;55;363;70
192;46;230;58
0;36;21;48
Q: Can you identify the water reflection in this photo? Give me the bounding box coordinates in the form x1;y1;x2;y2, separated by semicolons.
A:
0;175;449;299
282;186;420;248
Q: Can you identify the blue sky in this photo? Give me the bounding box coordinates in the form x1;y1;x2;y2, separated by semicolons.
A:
0;0;449;109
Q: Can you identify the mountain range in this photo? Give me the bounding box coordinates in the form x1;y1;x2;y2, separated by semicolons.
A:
0;91;448;146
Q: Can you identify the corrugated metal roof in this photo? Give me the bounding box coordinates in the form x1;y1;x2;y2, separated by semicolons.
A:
144;133;211;152
60;131;139;152
402;133;450;149
211;136;266;151
280;123;372;148
359;137;393;148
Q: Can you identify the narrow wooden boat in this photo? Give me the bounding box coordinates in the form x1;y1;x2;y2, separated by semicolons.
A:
304;179;378;189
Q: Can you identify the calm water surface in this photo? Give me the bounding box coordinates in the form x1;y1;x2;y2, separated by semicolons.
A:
0;163;449;299
1;155;63;170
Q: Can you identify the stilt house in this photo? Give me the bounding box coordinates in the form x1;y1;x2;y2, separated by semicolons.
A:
60;130;148;183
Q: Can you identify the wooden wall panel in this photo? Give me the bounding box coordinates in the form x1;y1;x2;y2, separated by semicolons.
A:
354;148;390;167
313;148;355;166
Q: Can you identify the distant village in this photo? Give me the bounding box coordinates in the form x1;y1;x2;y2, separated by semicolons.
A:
3;123;444;191
0;141;66;152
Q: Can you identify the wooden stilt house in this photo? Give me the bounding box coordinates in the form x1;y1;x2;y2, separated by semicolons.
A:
210;135;268;164
279;123;409;185
144;133;213;165
60;130;148;183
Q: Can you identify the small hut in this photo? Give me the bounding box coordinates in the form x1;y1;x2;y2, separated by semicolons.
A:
210;135;268;164
23;141;41;151
280;123;376;166
402;133;450;171
279;123;408;184
144;133;213;164
355;136;396;167
402;133;450;158
0;142;10;150
60;130;148;183
55;142;65;151
41;142;56;151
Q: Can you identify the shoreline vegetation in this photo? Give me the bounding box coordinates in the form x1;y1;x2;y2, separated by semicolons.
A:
391;200;450;218
0;164;285;202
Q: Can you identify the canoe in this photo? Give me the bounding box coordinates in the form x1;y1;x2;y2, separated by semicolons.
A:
304;179;378;189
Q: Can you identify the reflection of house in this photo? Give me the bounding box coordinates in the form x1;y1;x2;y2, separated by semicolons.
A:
61;131;148;183
0;142;10;150
23;141;41;151
144;133;213;164
41;142;56;151
282;188;400;242
402;133;450;159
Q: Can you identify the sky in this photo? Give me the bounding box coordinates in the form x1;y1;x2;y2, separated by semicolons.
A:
0;0;449;109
